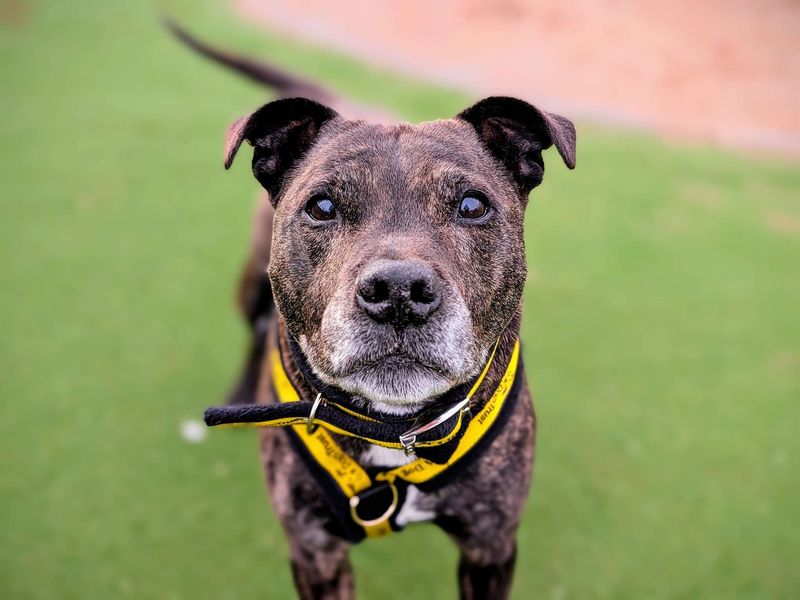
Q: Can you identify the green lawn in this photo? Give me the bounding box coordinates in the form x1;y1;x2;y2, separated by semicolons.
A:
2;1;798;598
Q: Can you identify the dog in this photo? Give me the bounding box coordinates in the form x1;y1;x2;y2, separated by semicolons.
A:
169;21;575;599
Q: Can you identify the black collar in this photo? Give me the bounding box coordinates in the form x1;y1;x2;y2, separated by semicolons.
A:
204;329;517;464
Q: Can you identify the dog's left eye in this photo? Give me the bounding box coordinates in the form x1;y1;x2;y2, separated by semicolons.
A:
458;192;490;221
305;196;337;221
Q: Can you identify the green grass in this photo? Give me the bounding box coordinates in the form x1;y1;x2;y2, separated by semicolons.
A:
2;1;798;598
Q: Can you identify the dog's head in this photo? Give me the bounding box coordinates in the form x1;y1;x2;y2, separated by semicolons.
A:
226;97;575;410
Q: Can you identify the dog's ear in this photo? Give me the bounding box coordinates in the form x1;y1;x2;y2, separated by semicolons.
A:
458;96;575;193
224;98;339;200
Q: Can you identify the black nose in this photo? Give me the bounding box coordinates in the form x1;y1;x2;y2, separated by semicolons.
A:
356;260;442;327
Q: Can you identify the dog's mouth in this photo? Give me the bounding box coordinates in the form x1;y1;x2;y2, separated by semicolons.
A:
344;349;447;378
312;341;477;408
303;337;461;407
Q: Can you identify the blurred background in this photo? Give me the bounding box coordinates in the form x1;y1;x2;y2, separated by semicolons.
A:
1;1;798;598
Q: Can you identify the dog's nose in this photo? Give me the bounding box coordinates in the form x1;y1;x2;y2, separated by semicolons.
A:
356;260;442;327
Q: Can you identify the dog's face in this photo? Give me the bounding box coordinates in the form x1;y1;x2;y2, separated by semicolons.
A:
226;97;575;408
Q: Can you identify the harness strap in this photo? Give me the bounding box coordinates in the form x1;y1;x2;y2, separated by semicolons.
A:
204;340;503;464
204;338;521;542
204;395;469;455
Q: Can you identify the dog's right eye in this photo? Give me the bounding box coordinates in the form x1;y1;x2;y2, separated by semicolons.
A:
305;196;337;221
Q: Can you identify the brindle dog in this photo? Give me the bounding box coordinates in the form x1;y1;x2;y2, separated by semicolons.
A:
169;22;575;600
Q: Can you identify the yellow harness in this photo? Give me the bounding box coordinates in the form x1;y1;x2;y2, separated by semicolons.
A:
206;339;521;541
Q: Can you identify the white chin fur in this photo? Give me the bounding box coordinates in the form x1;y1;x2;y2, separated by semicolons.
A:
335;367;453;410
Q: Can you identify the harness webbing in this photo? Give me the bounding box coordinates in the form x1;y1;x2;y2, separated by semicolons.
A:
204;339;521;541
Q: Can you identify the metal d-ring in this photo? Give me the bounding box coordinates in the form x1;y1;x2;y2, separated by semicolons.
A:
349;481;399;528
306;393;325;434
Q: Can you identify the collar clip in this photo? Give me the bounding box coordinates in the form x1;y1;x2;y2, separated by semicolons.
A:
398;397;471;456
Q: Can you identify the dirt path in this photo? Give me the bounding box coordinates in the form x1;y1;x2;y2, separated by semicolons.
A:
235;0;800;156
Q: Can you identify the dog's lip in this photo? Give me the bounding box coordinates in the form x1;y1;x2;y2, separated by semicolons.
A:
345;352;446;377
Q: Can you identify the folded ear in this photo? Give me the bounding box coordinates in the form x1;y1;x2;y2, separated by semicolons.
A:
224;98;339;201
457;96;576;193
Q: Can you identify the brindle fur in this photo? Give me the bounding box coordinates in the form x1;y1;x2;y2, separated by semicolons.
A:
169;22;574;599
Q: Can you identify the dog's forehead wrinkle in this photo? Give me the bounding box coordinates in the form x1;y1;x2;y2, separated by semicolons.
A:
314;119;482;171
289;119;514;215
296;123;401;190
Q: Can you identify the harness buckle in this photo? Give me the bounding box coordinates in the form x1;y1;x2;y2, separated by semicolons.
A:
306;393;325;434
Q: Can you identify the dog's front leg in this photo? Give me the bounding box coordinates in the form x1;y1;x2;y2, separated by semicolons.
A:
438;516;519;600
289;538;354;600
456;539;517;600
262;429;355;599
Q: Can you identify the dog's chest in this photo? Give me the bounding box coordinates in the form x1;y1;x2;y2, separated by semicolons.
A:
359;445;437;526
